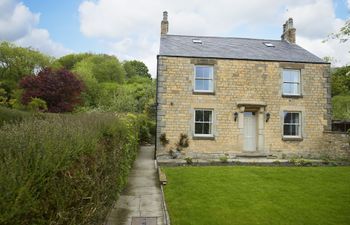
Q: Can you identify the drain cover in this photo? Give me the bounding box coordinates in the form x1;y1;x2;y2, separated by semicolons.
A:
131;217;157;225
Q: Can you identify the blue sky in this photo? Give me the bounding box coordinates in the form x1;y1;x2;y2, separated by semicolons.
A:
1;0;350;76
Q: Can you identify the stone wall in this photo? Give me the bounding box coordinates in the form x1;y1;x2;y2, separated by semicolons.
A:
322;132;350;160
156;56;333;159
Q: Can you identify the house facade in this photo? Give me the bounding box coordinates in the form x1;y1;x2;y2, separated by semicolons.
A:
156;12;332;159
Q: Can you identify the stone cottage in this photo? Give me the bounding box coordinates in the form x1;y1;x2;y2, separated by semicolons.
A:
156;11;336;159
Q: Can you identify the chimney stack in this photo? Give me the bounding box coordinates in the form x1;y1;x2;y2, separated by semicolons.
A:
161;11;169;35
281;18;296;43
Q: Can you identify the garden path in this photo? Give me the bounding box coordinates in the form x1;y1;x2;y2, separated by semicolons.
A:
105;145;165;225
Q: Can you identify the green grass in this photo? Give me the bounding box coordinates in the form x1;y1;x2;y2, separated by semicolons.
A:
163;167;350;225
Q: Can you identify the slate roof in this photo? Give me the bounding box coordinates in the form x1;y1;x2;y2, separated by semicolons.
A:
159;35;327;64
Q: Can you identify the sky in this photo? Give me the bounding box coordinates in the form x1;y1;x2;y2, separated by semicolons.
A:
0;0;349;77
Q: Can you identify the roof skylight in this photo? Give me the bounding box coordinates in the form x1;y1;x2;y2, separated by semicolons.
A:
192;39;202;44
263;42;275;47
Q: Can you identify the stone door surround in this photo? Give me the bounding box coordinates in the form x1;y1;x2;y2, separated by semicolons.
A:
237;101;266;153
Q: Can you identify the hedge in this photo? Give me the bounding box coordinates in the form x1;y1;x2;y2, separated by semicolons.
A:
0;106;31;126
0;112;140;225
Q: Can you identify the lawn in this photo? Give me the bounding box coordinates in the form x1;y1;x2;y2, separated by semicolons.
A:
163;166;350;225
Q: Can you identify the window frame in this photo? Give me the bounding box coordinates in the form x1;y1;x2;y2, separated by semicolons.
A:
194;65;214;93
194;109;214;137
282;111;302;138
282;69;301;96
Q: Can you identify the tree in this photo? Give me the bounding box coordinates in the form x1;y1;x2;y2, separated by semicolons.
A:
72;60;101;108
123;60;151;79
0;42;51;83
332;95;350;119
56;53;92;70
331;66;350;96
20;68;84;113
327;19;350;43
73;54;126;83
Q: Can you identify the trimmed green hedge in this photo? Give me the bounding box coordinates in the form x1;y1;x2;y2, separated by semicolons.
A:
0;113;140;225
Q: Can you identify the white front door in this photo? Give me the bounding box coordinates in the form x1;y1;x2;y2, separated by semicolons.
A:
244;112;257;152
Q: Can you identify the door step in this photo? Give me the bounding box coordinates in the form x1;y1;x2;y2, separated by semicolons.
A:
236;152;276;158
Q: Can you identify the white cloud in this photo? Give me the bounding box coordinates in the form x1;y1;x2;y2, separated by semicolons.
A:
285;0;343;39
348;0;350;10
0;0;71;57
284;0;349;66
298;37;350;66
0;1;39;40
15;29;72;57
79;0;350;77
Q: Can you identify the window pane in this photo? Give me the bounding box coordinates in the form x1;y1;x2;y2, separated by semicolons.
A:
208;80;213;91
284;112;292;123
202;67;210;79
195;79;204;90
283;70;291;82
290;70;300;82
203;123;212;134
283;83;299;95
196;66;204;78
203;80;209;90
284;125;300;136
195;123;203;134
196;66;213;79
195;110;203;122
284;125;293;135
283;70;300;82
203;111;212;122
291;113;300;123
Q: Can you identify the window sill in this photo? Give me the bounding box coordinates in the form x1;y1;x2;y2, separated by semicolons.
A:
282;137;303;141
193;91;215;95
282;94;303;98
193;135;215;140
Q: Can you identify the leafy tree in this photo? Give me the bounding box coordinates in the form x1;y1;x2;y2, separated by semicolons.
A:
0;42;51;82
56;53;92;70
331;66;350;96
72;60;101;107
74;54;125;83
327;19;350;43
332;95;350;119
123;60;151;79
20;68;84;113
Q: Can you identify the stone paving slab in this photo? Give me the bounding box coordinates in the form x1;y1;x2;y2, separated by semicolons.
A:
105;146;165;225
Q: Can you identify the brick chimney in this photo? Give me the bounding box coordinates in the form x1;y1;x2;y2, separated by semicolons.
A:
161;11;169;35
281;18;296;43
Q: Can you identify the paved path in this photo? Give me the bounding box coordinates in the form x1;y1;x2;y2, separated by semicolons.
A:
105;146;165;225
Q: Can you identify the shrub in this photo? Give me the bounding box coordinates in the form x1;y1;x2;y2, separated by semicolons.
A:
0;106;31;126
138;114;156;144
185;157;193;165
159;133;169;146
20;68;84;113
332;95;350;120
219;156;228;163
0;113;140;225
28;97;47;112
176;133;189;151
